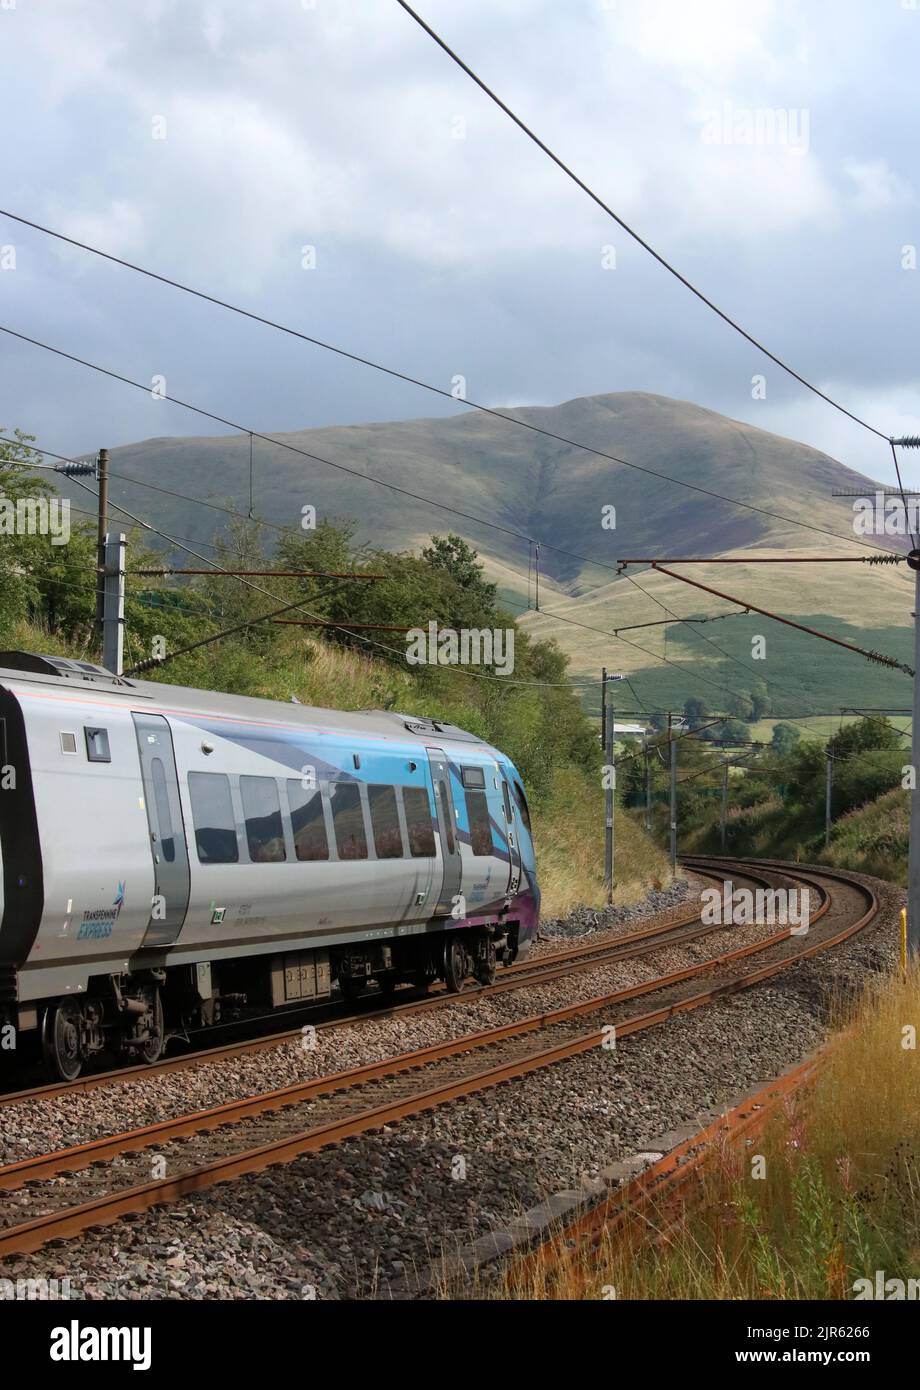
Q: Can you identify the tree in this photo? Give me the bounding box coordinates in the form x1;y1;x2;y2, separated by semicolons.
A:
726;690;754;721
683;696;710;731
720;718;751;743
420;533;497;616
771;722;801;757
750;692;770;721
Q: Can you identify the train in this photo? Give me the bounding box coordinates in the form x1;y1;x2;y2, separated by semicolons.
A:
0;651;539;1080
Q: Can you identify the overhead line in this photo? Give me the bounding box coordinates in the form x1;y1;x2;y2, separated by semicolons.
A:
0;210;898;556
62;474;607;689
394;1;890;443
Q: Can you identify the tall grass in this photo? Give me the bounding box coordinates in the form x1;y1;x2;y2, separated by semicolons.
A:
501;966;920;1299
533;775;670;917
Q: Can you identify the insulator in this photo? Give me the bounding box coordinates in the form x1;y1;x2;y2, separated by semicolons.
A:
864;554;903;565
53;460;97;478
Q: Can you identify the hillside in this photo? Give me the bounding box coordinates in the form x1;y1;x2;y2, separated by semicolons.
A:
55;390;911;723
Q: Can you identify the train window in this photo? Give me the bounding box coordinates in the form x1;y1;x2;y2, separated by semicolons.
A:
367;785;404;859
240;776;286;863
461;766;486;789
501;780;513;823
464;789;493;856
59;731;78;755
329;782;368;860
188;772;239;864
84;726;111;763
403;786;435;857
513;779;532;834
437;780;455;854
151;757;176;863
287;781;330;861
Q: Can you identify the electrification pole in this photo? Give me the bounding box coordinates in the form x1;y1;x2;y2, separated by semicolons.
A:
605;675;614;904
644;732;652;833
720;759;729;852
825;745;833;848
102;532;126;676
908;547;920;958
95;447;109;639
668;713;677;873
601;670;623;904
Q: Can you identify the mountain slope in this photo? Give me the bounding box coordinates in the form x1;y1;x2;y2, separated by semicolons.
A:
78;391;885;585
59;391;908;721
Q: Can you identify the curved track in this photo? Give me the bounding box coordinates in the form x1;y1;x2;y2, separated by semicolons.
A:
0;864;750;1105
0;859;879;1259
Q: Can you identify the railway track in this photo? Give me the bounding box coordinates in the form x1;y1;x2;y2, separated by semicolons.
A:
0;859;879;1260
0;863;756;1106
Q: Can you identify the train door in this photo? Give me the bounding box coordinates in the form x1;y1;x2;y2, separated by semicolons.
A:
426;747;462;916
500;774;522;897
133;713;190;947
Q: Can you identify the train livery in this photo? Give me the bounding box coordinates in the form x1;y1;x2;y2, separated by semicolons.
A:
0;652;539;1080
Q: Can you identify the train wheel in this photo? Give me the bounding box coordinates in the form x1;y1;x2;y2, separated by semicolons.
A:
475;942;497;987
442;935;470;993
138;988;165;1066
41;999;84;1082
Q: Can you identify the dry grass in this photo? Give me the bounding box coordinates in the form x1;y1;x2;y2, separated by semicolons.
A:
497;965;920;1300
532;767;672;918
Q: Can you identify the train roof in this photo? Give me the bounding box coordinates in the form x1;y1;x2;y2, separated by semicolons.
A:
0;651;499;753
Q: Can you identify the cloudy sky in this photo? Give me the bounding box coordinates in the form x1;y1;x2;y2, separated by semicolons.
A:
1;0;919;490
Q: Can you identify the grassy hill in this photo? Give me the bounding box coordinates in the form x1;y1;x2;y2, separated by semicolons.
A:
53;390;910;725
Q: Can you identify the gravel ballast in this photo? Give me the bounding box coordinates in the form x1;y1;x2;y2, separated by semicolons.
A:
0;870;901;1301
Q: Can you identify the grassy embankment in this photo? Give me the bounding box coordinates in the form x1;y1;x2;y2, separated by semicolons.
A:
681;781;909;885
502;965;920;1299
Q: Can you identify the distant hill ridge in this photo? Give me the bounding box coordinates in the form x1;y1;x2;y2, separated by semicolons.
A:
78;390;883;597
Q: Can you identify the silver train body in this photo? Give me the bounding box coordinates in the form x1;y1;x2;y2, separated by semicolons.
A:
0;652;539;1078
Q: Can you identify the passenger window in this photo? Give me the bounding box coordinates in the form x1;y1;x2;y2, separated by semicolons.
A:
84;727;111;762
461;766;486;788
368;785;404;859
438;780;455;854
151;757;176;863
465;789;493;856
329;782;368;860
188;772;239;864
287;781;330;861
240;776;286;863
403;786;436;857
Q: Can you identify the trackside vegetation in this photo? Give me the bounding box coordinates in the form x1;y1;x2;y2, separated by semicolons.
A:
0;430;672;917
500;966;920;1300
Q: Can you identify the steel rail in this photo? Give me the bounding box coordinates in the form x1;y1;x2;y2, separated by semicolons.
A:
0;868;810;1192
0;862;873;1258
0;866;742;1107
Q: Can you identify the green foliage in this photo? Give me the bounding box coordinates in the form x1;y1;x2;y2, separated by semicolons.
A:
683;696;710;729
680;716;907;874
0;472;601;817
771;721;801;757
